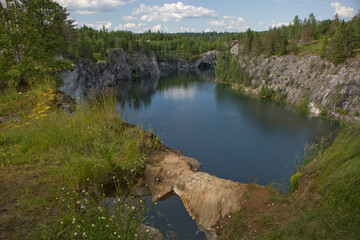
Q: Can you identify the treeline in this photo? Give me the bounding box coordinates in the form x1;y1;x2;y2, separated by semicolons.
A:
72;27;228;62
215;51;251;86
234;13;360;65
1;0;359;89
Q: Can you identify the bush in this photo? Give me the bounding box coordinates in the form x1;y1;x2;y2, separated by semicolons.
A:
298;97;309;112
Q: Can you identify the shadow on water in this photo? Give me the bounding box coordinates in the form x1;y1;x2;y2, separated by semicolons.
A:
144;195;206;240
117;69;338;239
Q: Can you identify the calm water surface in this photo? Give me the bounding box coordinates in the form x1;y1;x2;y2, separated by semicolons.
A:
117;69;337;239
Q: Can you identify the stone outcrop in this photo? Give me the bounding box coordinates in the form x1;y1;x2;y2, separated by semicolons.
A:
158;51;219;73
229;45;360;121
136;150;268;239
60;49;160;100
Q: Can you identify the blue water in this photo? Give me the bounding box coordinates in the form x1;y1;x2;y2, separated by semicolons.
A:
117;69;337;239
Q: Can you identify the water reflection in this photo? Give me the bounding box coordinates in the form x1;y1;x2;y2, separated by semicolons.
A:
117;76;159;110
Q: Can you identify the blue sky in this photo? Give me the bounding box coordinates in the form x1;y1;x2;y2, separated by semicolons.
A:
56;0;360;33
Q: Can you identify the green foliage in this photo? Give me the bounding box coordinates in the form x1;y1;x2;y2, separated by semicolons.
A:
0;0;74;88
274;86;287;101
218;211;246;239
298;97;309;112
47;188;149;240
0;93;159;188
215;52;251;86
335;108;349;115
271;125;360;239
0;91;162;239
260;85;273;98
289;172;302;193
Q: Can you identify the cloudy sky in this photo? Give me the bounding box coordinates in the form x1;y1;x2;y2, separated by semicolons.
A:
56;0;360;33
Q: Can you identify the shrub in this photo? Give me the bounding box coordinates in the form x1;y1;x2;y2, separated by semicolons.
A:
298;97;309;112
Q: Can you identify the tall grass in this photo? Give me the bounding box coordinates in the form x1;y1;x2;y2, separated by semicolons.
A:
1;93;157;189
267;124;360;239
0;90;161;239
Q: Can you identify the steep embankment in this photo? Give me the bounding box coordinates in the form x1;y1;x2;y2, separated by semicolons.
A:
60;49;219;100
230;44;360;122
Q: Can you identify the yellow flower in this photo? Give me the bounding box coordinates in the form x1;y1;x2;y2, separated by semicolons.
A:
44;106;51;110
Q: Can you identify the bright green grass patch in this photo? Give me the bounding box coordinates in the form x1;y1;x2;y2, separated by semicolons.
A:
298;39;324;56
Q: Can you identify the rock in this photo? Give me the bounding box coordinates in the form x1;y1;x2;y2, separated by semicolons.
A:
309;102;321;116
230;43;243;56
234;54;360;121
191;50;220;69
158;51;219;73
141;150;268;237
140;225;163;240
60;49;160;101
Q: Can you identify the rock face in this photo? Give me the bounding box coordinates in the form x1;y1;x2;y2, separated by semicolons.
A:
60;49;219;100
158;51;219;73
137;150;268;239
229;46;360;120
60;49;160;100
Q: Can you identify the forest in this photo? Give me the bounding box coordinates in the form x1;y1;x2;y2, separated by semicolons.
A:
1;0;359;90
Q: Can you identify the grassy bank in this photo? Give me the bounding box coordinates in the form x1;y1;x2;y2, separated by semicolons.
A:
0;88;160;239
221;124;360;239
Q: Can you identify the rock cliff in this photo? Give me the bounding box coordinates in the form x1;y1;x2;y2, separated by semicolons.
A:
60;49;160;100
60;49;219;100
230;44;360;121
158;50;219;73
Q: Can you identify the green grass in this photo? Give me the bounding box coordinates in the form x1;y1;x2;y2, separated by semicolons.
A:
298;39;324;56
0;90;161;239
265;124;360;239
222;124;360;239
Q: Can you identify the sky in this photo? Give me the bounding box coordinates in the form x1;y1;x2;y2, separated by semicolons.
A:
55;0;360;33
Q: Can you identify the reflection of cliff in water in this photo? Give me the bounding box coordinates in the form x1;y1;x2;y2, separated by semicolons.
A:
158;69;215;91
117;69;215;110
117;76;159;110
214;84;338;136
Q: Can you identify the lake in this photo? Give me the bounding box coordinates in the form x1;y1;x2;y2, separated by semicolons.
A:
117;69;337;239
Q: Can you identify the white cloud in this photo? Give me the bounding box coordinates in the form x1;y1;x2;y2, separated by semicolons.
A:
164;87;195;101
56;0;125;14
87;21;112;30
124;22;136;28
122;15;138;21
269;21;290;28
223;16;236;20
134;2;217;22
208;17;247;32
152;24;162;31
259;21;264;26
208;20;226;27
114;22;147;32
180;27;196;32
330;2;355;18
